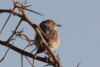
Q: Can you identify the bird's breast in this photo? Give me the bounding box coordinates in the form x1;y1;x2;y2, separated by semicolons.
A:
34;28;60;51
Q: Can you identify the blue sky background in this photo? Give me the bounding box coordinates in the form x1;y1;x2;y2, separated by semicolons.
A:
0;0;100;67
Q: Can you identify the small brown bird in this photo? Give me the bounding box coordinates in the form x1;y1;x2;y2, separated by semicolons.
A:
34;19;61;54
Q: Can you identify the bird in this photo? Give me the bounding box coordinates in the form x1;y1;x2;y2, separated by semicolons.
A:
34;19;61;54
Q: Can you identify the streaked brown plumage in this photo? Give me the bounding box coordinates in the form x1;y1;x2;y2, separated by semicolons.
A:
34;19;61;54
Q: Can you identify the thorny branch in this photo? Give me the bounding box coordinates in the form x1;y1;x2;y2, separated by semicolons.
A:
13;30;36;67
0;0;61;67
0;39;16;62
0;0;21;35
0;40;56;66
25;56;35;67
7;19;22;46
0;8;16;34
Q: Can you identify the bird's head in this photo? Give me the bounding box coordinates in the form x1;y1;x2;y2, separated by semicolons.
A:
40;19;61;30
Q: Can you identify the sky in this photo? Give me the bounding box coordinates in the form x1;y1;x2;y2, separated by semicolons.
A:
0;0;100;67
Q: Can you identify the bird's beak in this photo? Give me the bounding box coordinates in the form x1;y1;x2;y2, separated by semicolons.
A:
57;24;61;27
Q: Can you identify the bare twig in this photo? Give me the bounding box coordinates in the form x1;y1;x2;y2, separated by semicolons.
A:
12;29;34;67
0;7;16;34
0;48;10;62
21;42;33;67
30;48;37;53
77;62;81;67
24;5;33;8
15;31;34;42
57;54;60;60
0;0;21;35
32;58;35;67
7;19;22;46
24;42;32;50
43;64;51;67
43;63;57;67
21;42;32;67
0;39;16;62
16;6;44;16
21;55;23;67
24;0;27;5
25;56;35;67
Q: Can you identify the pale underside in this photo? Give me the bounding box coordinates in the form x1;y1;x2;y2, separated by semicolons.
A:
34;32;60;51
